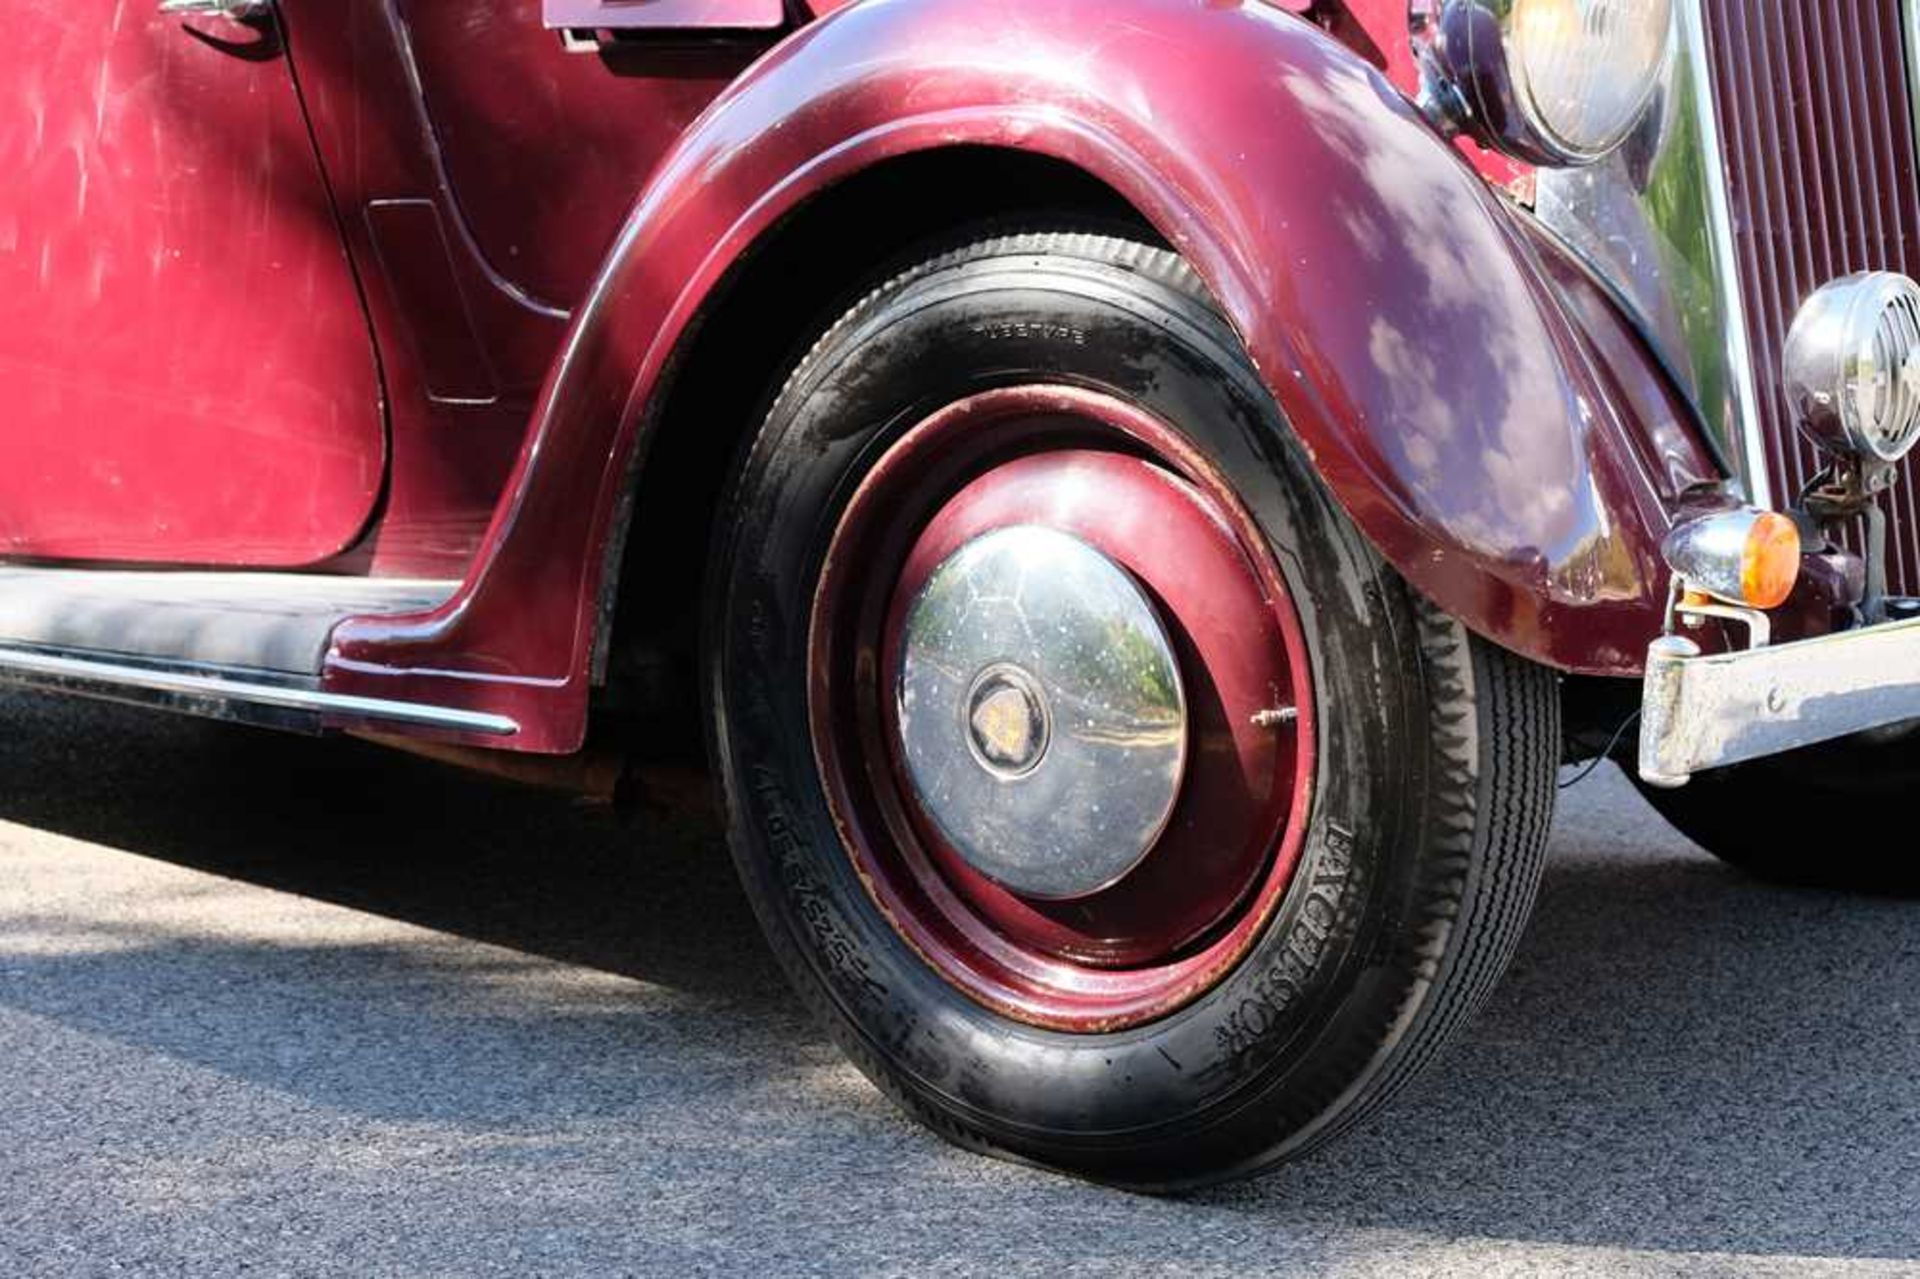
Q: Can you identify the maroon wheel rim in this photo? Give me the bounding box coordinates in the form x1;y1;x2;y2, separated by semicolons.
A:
808;386;1316;1032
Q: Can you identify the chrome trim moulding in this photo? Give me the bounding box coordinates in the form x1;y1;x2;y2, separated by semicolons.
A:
1638;617;1920;787
1679;0;1772;508
1908;0;1920;226
0;645;519;737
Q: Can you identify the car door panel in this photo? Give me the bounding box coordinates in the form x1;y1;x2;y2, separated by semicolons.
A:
0;1;385;566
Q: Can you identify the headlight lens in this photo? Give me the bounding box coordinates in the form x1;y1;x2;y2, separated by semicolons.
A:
1508;0;1675;161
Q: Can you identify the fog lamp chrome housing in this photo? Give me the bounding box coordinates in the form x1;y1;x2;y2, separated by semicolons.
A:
1784;272;1920;466
1419;0;1675;167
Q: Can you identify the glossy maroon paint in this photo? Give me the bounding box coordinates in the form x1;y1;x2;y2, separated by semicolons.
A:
812;388;1316;1031
324;0;1722;751
1316;0;1531;190
271;0;763;578
395;1;770;309
0;1;383;565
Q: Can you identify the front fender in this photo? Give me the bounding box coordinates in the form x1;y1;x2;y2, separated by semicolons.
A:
327;0;1722;750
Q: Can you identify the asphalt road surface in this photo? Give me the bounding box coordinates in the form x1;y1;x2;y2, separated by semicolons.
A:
1;689;1917;1277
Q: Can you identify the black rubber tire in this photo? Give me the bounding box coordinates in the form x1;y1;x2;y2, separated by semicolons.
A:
706;228;1560;1188
1630;734;1920;893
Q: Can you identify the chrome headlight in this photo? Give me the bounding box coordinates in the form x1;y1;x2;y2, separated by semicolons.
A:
1423;0;1676;166
1785;272;1920;466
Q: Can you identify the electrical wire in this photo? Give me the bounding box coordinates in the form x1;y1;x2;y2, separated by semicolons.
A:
1557;708;1642;792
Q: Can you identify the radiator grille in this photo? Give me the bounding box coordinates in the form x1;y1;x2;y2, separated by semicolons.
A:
1701;0;1920;591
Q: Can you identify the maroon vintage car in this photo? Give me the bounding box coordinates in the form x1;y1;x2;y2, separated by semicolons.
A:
4;0;1917;1186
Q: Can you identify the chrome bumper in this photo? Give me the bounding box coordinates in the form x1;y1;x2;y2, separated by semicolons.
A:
1639;616;1920;787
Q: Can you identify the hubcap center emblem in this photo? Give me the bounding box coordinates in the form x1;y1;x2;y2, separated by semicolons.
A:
965;665;1050;777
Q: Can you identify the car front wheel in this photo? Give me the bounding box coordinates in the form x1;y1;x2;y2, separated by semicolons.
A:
707;227;1560;1187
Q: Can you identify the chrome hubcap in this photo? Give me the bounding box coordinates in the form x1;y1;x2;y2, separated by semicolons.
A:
894;525;1188;901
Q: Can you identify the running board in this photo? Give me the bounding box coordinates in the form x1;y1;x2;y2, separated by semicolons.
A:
0;567;458;675
0;645;518;738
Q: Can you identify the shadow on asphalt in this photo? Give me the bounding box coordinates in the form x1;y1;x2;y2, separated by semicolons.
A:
0;695;786;1013
1;691;1916;1262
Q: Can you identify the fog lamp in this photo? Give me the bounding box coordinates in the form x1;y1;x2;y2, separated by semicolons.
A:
1663;510;1802;610
1784;272;1920;466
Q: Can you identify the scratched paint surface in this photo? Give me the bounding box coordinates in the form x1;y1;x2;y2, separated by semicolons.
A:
0;0;382;566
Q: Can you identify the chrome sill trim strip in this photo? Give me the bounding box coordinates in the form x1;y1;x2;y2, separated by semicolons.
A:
1680;0;1773;508
0;646;519;737
1638;617;1920;787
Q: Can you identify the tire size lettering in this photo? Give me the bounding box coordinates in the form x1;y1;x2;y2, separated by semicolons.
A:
971;320;1088;345
751;763;890;1010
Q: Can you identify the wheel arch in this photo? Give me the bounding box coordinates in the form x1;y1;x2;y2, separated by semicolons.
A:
597;147;1153;728
324;0;1727;752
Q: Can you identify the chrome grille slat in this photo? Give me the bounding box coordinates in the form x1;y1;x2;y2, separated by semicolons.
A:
1702;0;1920;593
